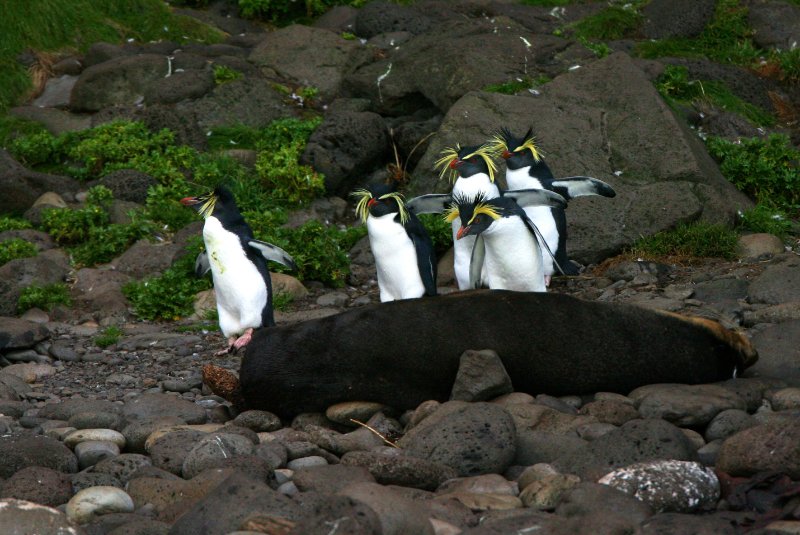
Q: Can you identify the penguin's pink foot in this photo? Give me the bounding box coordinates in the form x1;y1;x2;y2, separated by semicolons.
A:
232;328;254;351
214;336;238;356
545;275;552;287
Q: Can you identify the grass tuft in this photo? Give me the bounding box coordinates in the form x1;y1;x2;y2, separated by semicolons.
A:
627;222;740;260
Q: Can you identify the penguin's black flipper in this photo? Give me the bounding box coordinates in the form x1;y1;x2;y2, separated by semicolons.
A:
195;251;211;277
404;214;438;297
407;194;453;215
517;209;568;276
469;234;486;290
543;176;616;200
503;188;567;209
248;240;298;271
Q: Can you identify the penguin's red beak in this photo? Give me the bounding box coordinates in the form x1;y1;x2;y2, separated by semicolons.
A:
180;196;200;206
501;150;512;159
449;158;463;169
367;198;378;208
456;225;470;240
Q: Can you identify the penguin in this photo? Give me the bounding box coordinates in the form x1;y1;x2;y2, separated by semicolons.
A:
352;182;436;302
432;143;501;290
445;191;567;292
487;127;616;285
181;186;297;354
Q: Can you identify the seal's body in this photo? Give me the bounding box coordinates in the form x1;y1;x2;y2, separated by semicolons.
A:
240;291;757;418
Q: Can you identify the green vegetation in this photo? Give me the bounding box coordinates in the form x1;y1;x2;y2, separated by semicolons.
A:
656;65;774;127
123;237;211;321
213;64;243;85
0;216;32;232
17;282;72;312
237;0;367;24
628;222;740;260
0;238;38;266
570;4;643;41
419;213;454;258
94;326;123;348
0;0;223;112
737;205;794;239
272;292;294;311
484;76;550;95
706;134;800;213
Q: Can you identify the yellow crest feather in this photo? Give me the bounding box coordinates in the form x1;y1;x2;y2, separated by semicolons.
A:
469;203;502;224
443;204;460;224
434;145;460;183
351;188;373;223
463;144;498;183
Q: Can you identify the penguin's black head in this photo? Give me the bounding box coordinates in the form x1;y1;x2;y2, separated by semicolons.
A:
488;127;543;170
351;182;409;224
181;186;240;220
435;143;497;183
445;192;502;239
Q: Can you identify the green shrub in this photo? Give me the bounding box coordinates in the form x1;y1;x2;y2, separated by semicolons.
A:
656;65;774;126
94;326;122;348
213;64;243;84
418;213;453;258
123;237;211;321
41;204;108;245
0;238;38;266
255;145;325;206
8;130;59;166
18;282;72;312
570;4;643;41
706;134;800;212
0;216;32;232
636;0;760;66
63;121;176;180
737;205;794;239
70;217;156;267
272;291;294;311
628;222;740;260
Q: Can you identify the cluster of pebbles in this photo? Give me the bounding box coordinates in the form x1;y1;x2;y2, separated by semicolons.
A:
1;239;800;534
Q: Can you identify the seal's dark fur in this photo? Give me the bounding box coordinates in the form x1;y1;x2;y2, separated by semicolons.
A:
239;290;757;418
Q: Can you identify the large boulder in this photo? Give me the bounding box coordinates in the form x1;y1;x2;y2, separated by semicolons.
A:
409;52;754;264
249;24;367;102
0;249;71;316
0;151;79;215
70;54;171;112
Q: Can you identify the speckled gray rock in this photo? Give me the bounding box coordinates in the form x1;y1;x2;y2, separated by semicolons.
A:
629;384;746;427
68;411;124;431
747;256;800;305
398;401;516;477
181;432;255;478
553;419;698;480
90;454;152;484
0;498;85;535
555;482;655;523
0;466;73;507
231;409;282;432
579;399;640;426
120;417;185;454
288;494;382;535
341;450;459;490
704;409;756;442
450;349;514;402
716;420;800;478
71;472;123;493
290;463;375;494
339;481;435;535
0;435;78;478
121;393;206;424
599;460;719;513
146;429;208;475
519;473;581;510
37;399;122;421
167;471;301;535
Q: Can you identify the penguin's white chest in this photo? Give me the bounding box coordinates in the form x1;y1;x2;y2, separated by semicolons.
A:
367;214;425;301
452;174;500;290
504;168;559;277
203;217;268;337
482;218;546;292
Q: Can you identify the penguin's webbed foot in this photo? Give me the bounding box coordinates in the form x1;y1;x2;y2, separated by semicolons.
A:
231;328;254;351
213;336;239;357
544;274;552;287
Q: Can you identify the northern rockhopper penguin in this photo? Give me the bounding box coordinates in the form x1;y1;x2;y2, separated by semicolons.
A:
432;143;501;290
351;182;437;301
181;186;297;354
488;127;616;285
446;191;567;292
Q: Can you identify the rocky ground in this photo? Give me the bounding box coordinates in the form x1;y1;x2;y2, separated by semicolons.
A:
1;231;800;534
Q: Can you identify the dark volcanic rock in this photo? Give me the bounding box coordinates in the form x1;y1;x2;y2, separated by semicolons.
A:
0;435;78;478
